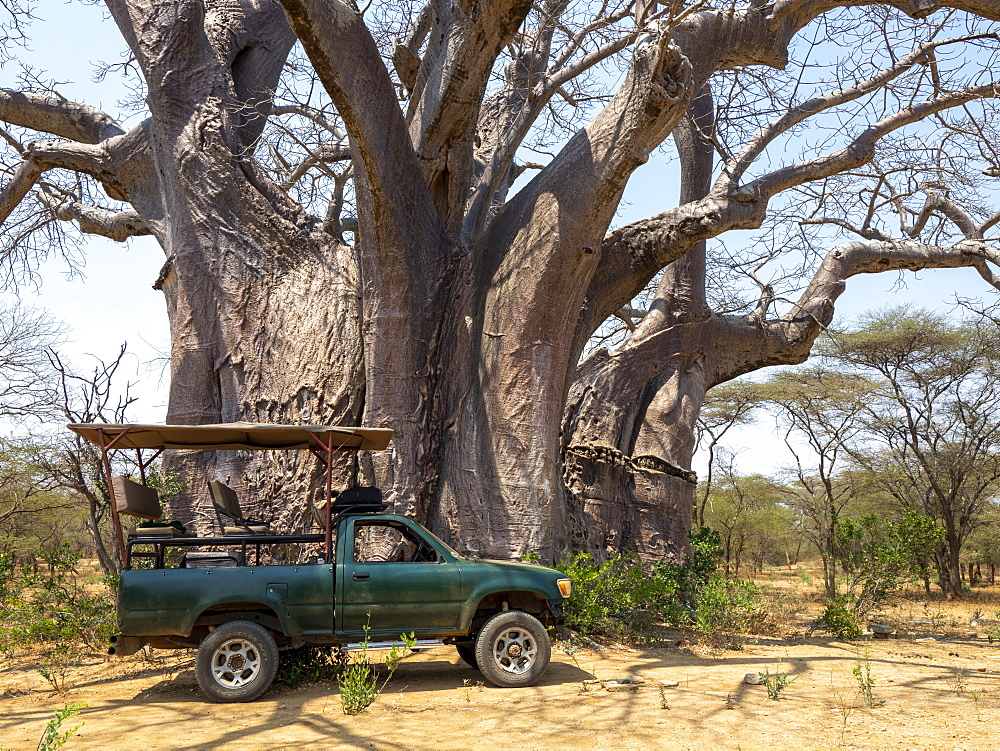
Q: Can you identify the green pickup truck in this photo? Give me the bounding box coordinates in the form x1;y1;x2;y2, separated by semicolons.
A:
70;422;570;702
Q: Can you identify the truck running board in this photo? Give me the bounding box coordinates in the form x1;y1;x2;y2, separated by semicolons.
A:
343;639;445;653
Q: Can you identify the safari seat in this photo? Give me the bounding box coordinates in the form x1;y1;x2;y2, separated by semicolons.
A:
112;475;162;520
207;480;271;536
133;521;191;537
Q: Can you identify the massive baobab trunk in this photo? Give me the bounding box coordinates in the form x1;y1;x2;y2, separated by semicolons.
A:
2;0;999;561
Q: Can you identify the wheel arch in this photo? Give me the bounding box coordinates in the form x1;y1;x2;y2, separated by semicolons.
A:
189;601;287;639
461;589;558;637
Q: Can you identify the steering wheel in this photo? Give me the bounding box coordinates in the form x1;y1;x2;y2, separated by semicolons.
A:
413;541;436;563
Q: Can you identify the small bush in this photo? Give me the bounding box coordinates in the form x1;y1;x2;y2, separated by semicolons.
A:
546;552;684;641
36;703;86;751
339;660;379;715
338;623;415;715
762;669;797;700
277;646;346;688
853;649;880;707
818;599;863;640
694;576;768;647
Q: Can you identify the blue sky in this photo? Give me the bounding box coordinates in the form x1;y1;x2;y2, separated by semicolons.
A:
1;0;995;474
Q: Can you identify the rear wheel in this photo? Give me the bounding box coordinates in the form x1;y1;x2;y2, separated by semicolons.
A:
475;611;550;688
196;620;279;702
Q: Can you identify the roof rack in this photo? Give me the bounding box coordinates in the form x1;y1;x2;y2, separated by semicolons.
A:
67;423;393;567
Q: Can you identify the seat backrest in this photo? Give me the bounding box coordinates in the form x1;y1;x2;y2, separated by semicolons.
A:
111;476;162;520
207;480;243;521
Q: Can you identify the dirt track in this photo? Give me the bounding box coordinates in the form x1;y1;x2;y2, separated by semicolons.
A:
4;629;1000;750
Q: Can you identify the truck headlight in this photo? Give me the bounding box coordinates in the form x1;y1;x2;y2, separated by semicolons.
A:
557;578;572;597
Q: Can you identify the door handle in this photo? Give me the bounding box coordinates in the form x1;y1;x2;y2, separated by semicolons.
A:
352;572;370;581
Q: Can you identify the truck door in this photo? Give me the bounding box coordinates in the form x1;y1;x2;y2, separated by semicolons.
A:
338;517;464;639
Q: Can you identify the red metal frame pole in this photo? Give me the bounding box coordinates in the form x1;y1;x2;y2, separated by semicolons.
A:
325;434;334;563
308;430;358;563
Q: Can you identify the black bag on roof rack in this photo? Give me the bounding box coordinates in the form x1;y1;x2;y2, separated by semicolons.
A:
334;486;387;512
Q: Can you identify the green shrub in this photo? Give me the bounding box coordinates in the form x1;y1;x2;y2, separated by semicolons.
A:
546;527;766;645
277;646;346;687
0;544;115;655
694;576;768;646
338;622;415;715
36;703;86;751
833;511;940;618
762;669;797;700
339;660;379;715
547;552;683;640
818;598;863;639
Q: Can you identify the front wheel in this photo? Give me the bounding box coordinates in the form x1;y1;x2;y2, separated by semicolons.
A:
196;620;279;702
475;611;551;688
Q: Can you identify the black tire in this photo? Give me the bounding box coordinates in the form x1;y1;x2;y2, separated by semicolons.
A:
455;642;478;668
196;620;280;702
475;611;551;688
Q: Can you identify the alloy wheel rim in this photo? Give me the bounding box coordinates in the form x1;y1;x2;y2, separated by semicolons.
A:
491;627;537;675
210;638;262;688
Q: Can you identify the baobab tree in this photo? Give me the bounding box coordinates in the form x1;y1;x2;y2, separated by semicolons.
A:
0;0;998;561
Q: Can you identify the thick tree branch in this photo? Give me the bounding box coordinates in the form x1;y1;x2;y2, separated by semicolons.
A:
392;1;433;96
0;160;41;225
713;238;1000;385
585;81;999;342
485;22;695;274
0;89;124;144
405;0;533;230
466;26;642;238
277;0;443;252
38;191;151;242
898;188;984;239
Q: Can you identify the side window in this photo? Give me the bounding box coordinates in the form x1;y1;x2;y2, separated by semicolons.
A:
353;522;438;563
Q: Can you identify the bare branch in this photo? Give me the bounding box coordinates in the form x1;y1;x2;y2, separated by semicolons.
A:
801;216;895;241
897;188;984;239
279;141;352;190
713;238;1000;384
37;190;151;242
269;105;347;139
744;83;1000;202
0;89;124;143
721;34;998;189
0;160;41;225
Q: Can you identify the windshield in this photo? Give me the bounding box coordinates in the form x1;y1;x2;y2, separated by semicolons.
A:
419;526;465;558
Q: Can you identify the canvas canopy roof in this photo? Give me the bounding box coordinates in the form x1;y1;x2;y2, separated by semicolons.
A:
67;422;393;452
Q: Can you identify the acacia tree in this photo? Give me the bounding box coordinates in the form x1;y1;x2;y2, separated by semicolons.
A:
828;309;1000;597
755;367;875;596
702;463;790;576
1;0;999;560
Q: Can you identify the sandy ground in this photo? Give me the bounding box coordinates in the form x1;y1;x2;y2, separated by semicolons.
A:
4;626;1000;751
